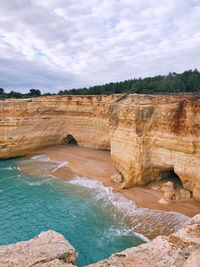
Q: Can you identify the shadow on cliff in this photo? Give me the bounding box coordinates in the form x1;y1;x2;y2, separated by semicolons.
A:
64;135;78;145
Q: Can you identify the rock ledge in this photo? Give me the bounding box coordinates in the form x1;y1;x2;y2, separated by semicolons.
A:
0;230;77;267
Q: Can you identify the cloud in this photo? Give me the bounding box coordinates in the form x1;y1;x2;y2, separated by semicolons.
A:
0;0;199;92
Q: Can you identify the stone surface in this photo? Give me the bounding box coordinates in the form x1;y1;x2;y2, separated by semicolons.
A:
0;216;200;267
160;181;174;193
1;94;200;201
110;173;123;183
0;230;78;267
180;189;191;199
159;181;175;202
163;190;174;200
88;214;200;267
158;197;170;205
0;95;118;158
109;94;200;202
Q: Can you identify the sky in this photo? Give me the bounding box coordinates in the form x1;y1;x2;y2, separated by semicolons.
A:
0;0;200;93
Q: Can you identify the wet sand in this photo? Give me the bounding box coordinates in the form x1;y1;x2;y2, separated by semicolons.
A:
23;144;200;218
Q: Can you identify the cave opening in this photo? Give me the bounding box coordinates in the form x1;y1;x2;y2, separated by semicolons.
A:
160;169;183;189
64;135;78;145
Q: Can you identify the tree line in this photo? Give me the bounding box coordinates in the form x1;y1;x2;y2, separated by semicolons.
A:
1;69;200;99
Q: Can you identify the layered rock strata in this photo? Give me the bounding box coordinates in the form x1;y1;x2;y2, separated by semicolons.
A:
0;95;118;158
1;94;200;200
109;94;200;201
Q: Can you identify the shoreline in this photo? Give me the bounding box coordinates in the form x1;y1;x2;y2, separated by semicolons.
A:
20;144;200;218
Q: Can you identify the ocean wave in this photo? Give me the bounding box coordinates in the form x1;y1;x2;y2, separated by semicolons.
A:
104;226;150;242
31;154;49;161
22;177;56;186
51;161;68;173
68;177;189;239
20;154;68;177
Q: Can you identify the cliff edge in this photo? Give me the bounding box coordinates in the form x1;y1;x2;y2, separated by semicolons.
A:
1;94;200;201
88;214;200;267
0;215;199;267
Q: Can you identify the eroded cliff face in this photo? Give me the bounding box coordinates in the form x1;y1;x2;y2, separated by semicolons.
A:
1;94;200;201
0;95;118;158
109;94;200;201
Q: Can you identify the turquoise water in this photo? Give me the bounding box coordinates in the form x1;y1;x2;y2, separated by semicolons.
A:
0;159;145;266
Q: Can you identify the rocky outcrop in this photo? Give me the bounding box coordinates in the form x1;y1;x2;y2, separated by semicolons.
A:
0;230;77;267
88;214;200;267
1;215;199;267
1;94;200;201
109;94;200;201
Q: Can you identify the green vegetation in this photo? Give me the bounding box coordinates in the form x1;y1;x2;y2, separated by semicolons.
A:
1;69;200;99
0;88;41;99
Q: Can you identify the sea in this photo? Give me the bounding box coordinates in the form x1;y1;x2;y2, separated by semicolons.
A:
0;156;189;266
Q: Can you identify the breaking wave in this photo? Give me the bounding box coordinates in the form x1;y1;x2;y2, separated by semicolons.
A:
20;154;68;177
68;177;189;239
19;155;189;239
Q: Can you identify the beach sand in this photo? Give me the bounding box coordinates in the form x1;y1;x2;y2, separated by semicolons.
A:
21;144;200;218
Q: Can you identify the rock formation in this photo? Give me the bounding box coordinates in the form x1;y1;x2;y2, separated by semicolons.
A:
0;230;77;267
88;214;200;267
0;215;199;267
0;95;118;158
109;94;200;201
1;94;200;201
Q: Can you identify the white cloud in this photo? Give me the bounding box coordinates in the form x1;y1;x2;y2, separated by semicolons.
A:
0;0;199;92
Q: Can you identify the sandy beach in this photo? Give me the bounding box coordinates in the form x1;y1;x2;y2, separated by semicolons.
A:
20;144;200;218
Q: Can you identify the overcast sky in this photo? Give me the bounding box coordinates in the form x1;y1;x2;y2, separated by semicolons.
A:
0;0;200;92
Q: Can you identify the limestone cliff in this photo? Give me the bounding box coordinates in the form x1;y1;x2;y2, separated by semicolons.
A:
109;94;200;201
1;94;200;201
0;95;118;158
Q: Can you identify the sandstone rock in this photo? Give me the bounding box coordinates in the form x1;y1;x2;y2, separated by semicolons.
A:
88;214;200;267
180;189;191;199
0;230;78;267
163;190;174;200
0;95;119;159
1;94;200;201
110;173;123;183
109;94;200;202
1;216;200;267
174;195;180;201
160;181;174;193
158;197;171;205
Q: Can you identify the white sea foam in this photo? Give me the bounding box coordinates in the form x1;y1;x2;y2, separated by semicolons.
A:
1;166;18;171
31;154;48;160
17;156;190;240
134;232;150;242
68;176;189;239
25;181;43;186
105;226;149;242
51;161;68;173
22;154;68;177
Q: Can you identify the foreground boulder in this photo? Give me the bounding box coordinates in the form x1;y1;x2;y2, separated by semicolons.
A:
88;214;200;267
0;230;77;267
0;215;200;267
